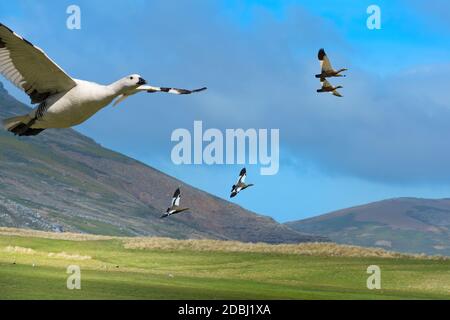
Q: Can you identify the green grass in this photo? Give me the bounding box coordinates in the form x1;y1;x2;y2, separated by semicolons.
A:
0;232;449;300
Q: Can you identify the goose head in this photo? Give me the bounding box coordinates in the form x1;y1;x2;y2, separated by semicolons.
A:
116;74;147;93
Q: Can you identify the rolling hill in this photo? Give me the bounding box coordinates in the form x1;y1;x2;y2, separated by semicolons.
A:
0;81;326;243
286;198;450;256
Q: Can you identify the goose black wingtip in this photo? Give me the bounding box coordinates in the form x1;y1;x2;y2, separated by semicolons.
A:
194;87;208;93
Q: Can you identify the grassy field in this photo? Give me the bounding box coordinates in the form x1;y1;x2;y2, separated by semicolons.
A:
0;228;448;300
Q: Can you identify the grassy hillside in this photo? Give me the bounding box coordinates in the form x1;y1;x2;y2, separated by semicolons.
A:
0;228;448;300
286;198;450;256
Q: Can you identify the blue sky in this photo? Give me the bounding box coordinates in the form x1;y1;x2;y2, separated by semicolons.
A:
1;0;450;222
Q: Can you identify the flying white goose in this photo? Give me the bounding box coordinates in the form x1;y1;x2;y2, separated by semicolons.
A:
230;168;254;198
0;23;206;136
317;79;343;97
315;48;347;81
160;188;189;219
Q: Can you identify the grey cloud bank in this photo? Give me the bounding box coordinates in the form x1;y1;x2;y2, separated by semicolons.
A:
3;0;450;186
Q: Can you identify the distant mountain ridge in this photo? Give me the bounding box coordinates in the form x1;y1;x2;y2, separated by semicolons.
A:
286;197;450;255
0;81;327;243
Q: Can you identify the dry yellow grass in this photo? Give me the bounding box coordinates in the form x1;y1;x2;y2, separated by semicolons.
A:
4;246;36;255
123;237;448;260
0;227;447;260
3;245;91;261
0;227;114;241
47;252;91;260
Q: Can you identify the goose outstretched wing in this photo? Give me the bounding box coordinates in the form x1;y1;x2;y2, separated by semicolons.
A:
318;48;334;73
237;168;247;184
0;23;76;104
171;188;181;207
114;85;207;106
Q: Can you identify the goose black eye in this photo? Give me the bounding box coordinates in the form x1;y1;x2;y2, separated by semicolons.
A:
130;76;133;80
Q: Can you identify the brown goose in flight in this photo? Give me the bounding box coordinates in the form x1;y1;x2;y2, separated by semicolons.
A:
315;48;347;81
317;79;343;97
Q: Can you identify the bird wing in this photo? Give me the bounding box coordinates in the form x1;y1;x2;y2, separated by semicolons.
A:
0;24;76;104
237;168;247;184
332;90;343;97
321;79;333;89
113;85;207;106
318;48;334;73
171;188;181;207
150;86;207;95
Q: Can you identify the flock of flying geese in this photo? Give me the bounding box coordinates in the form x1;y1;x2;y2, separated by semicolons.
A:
0;23;347;219
162;168;253;219
315;48;348;97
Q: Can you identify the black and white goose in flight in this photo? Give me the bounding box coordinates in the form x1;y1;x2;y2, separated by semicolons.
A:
160;188;189;219
317;79;343;97
0;23;206;136
230;168;254;198
315;48;347;81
